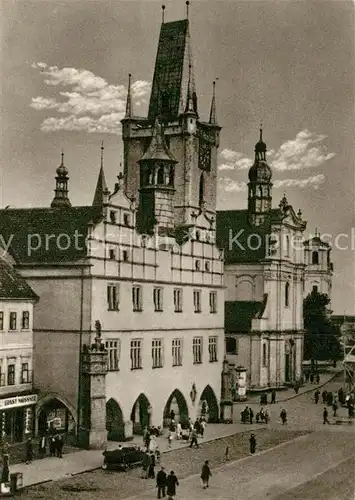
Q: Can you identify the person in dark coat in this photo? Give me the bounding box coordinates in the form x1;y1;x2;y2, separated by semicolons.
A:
148;452;156;479
338;387;345;405
271;389;276;404
332;401;338;417
156;466;167;499
315;373;320;384
305;372;309;383
314;390;320;404
310;373;314;384
49;435;56;457
327;392;333;406
249;434;256;454
166;470;179;499
189;428;199;448
249;408;254;424
323;407;330;424
322;390;328;404
142;452;151;479
280;409;287;425
25;438;33;464
200;460;212;489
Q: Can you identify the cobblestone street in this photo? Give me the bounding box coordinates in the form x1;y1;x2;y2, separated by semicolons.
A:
18;428;309;499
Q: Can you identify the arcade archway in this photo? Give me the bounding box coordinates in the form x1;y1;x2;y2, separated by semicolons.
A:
163;389;189;427
37;397;76;437
106;399;125;441
198;385;219;423
130;394;151;435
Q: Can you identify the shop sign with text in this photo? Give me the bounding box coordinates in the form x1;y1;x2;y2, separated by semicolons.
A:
0;394;38;410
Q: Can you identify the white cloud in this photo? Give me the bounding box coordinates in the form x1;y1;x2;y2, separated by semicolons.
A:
218;149;251;171
274;173;325;190
218;177;247;192
218;129;335;173
30;62;151;134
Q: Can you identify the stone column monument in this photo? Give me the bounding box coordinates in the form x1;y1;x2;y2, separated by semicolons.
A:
78;320;108;449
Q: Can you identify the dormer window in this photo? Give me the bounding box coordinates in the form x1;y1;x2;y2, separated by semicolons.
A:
123;213;130;226
195;260;201;270
109;249;115;260
122;250;129;262
110;211;116;224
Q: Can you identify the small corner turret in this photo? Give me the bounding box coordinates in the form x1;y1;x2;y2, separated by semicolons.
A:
51;151;72;209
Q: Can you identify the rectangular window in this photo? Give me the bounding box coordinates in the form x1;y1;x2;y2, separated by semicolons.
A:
122;250;129;261
208;336;218;362
107;284;119;311
9;312;17;330
172;338;183;366
21;363;29;383
152;339;163;368
110;211;116;223
173;288;183;313
130;339;142;369
132;286;143;311
105;340;120;371
109;248;115;260
22;311;30;330
0;364;5;387
226;336;238;355
192;337;203;364
153;287;163;312
262;343;267;367
123;213;130;226
0;312;3;330
209;291;217;313
193;290;201;313
7;364;15;385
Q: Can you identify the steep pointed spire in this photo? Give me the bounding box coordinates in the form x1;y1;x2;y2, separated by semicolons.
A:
125;73;133;118
209;80;217;124
51;151;71;208
184;64;196;114
92;143;109;207
140;118;177;163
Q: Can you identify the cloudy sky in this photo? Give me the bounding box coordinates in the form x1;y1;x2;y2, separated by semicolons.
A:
0;0;354;314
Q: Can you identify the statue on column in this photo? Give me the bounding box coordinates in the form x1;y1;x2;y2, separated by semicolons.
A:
94;320;102;348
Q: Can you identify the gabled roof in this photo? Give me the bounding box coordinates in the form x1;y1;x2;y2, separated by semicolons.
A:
225;300;264;333
140;119;177;163
148;19;193;120
0;259;38;300
0;207;100;264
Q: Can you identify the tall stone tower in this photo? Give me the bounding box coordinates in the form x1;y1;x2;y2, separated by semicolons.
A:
247;128;272;226
304;233;333;300
121;17;221;232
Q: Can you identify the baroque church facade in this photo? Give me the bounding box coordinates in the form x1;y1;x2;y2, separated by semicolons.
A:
217;131;308;389
0;15;224;441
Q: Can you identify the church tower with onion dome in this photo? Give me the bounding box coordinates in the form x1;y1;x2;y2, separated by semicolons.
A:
51;152;71;209
247;127;272;226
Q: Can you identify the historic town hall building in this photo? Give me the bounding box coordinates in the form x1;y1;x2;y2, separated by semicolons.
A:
0;14;224;441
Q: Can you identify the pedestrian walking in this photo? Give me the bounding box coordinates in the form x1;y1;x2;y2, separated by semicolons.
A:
148;452;156;479
200;418;206;437
322;390;327;404
56;434;63;458
155;446;161;465
142;452;151;479
249;433;256;454
315;373;320;384
25;438;33;464
310;373;314;384
166;470;179;499
271;389;276;404
189;428;199;448
314;390;320;404
224;445;230;461
200;460;212;489
156;466;167;499
323;407;330;424
167;431;173;449
332;401;338;417
280;409;287;425
249;408;254;424
49;435;56;457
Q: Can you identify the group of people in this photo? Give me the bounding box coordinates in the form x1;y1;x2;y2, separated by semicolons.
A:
314;387;354;418
154;460;212;499
25;433;64;464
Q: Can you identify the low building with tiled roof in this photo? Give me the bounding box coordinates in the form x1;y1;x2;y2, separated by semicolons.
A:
0;253;38;442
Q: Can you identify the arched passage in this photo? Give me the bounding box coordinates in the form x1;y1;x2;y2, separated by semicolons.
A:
106;398;125;441
163;389;189;427
130;394;152;435
37;396;76;437
198;385;219;423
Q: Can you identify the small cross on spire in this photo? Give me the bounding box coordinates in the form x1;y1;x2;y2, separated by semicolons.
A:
260;123;263;142
186;1;190;19
162;4;165;23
